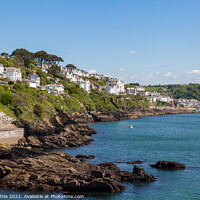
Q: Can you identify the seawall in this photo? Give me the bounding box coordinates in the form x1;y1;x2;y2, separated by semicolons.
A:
0;128;24;144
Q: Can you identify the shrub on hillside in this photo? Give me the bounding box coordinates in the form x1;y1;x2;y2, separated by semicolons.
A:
33;104;43;117
0;91;13;105
8;81;14;85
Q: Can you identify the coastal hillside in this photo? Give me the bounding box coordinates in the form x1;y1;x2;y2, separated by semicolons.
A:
1;48;199;134
0;49;148;132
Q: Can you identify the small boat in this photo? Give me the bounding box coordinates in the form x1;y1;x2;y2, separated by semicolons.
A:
196;109;200;112
128;124;133;128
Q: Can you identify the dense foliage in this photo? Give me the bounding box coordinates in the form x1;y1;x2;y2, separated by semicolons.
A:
145;84;200;100
169;84;200;100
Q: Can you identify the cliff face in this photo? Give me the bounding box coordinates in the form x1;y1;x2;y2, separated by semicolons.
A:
15;111;96;149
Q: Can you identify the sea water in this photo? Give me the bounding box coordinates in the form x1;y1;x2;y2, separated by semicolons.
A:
0;114;199;200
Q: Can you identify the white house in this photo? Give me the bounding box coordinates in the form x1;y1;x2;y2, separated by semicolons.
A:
126;86;145;95
67;74;79;83
45;84;64;96
156;95;173;103
106;78;125;95
139;91;160;97
89;73;107;80
126;87;137;95
77;77;91;93
23;78;37;88
3;67;22;82
106;84;120;95
0;64;4;75
63;66;82;77
135;86;145;91
28;73;40;87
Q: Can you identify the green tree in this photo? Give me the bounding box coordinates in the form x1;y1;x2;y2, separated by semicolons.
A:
66;64;77;69
34;50;48;67
11;48;33;59
1;52;9;58
12;54;24;68
0;57;15;68
11;48;33;68
48;65;61;77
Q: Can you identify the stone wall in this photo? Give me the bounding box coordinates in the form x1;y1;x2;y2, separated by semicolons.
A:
0;128;24;144
0;111;24;144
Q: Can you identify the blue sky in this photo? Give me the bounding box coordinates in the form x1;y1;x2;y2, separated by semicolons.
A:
1;0;200;85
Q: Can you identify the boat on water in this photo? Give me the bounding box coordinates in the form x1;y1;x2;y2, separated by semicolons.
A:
196;109;200;112
128;124;133;128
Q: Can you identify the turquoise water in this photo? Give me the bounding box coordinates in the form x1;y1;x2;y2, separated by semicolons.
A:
0;114;200;199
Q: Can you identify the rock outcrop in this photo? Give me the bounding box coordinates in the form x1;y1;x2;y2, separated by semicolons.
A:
150;161;186;170
18;123;97;149
120;166;157;182
0;148;156;194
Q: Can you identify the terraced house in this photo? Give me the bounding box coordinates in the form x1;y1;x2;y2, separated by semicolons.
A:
106;78;125;95
0;64;22;82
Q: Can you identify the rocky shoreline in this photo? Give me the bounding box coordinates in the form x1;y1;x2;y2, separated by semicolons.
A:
18;123;97;149
15;108;197;150
0;148;156;194
0;108;193;195
89;108;197;122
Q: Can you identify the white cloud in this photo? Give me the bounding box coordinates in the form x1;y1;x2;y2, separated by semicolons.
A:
120;68;125;71
148;74;153;78
164;72;177;79
129;50;136;54
186;69;200;74
88;70;96;74
156;72;159;75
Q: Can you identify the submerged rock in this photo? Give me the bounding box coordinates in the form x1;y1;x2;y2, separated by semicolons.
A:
75;155;95;159
116;161;143;164
150;161;186;170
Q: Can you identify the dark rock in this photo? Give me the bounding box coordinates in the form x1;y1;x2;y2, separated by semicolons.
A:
127;161;143;164
47;175;62;186
85;178;125;193
99;162;121;172
116;160;143;164
75;155;95;159
120;166;156;182
150;160;186;170
132;166;157;182
91;170;105;178
29;174;39;181
0;148;156;195
0;166;12;178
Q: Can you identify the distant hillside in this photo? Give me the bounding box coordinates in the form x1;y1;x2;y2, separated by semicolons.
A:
145;84;200;100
